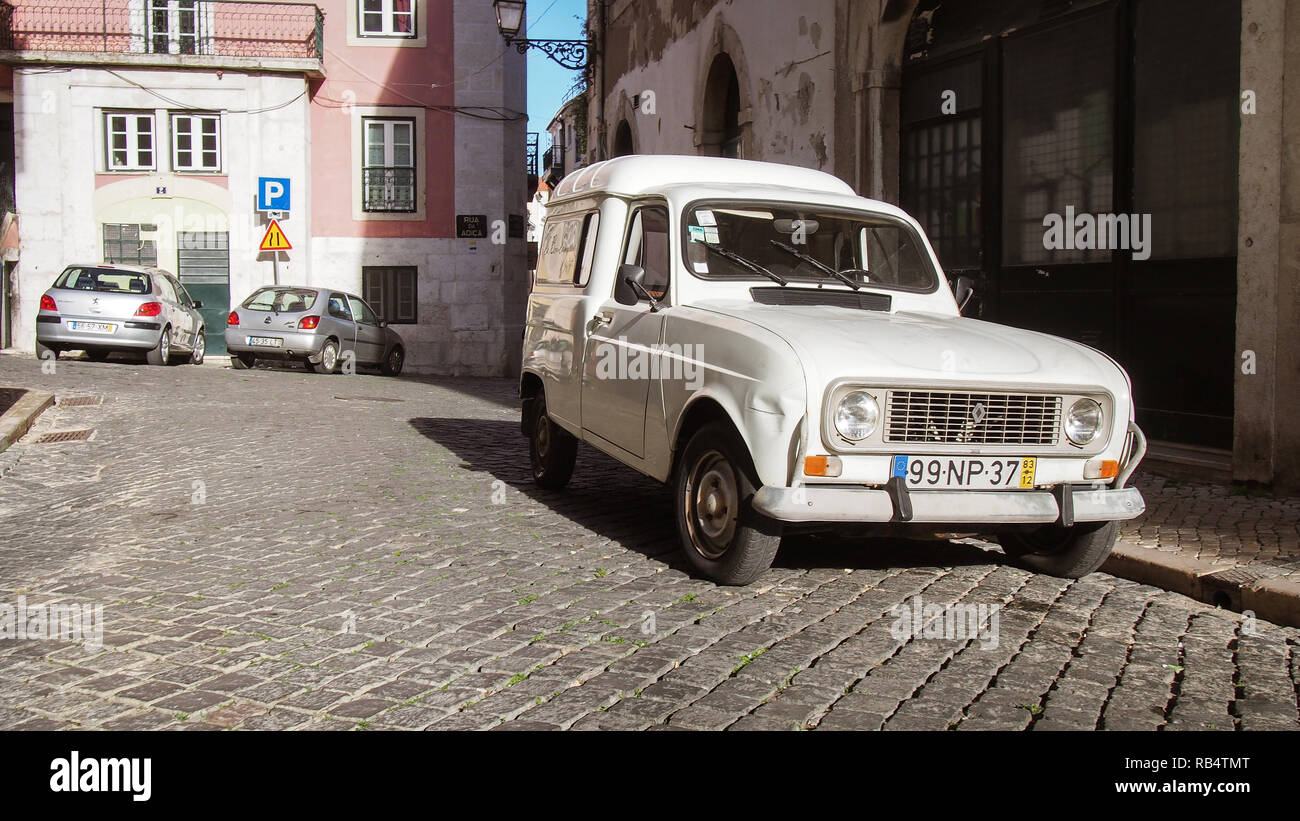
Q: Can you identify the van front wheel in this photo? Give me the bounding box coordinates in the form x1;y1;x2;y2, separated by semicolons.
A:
999;519;1120;579
676;422;781;585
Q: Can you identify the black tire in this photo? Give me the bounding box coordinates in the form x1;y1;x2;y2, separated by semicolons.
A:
312;339;340;375
86;349;111;362
146;326;171;366
528;392;577;489
231;352;256;370
675;422;782;585
190;330;206;365
999;519;1120;579
35;340;58;360
380;345;404;376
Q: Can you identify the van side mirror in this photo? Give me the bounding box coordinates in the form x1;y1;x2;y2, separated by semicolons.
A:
614;264;645;306
952;276;975;314
192;300;204;309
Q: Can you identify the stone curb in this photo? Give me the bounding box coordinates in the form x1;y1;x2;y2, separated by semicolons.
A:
1103;540;1300;628
0;389;54;454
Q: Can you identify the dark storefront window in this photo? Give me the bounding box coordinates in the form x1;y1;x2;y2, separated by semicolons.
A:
900;0;1241;448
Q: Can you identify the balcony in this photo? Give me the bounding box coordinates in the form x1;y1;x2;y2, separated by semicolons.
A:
362;166;415;213
0;0;324;76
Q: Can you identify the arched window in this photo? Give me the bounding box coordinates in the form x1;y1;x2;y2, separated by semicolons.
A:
612;120;634;157
700;53;742;158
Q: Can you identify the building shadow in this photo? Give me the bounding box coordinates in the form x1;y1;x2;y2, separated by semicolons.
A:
409;416;1005;577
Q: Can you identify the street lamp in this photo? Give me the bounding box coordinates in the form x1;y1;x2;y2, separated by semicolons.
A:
493;0;589;71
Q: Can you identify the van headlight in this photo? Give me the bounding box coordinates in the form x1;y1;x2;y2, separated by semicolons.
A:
1065;398;1103;445
835;391;879;441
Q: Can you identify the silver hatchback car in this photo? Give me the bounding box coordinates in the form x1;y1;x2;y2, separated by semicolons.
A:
35;264;206;365
224;286;406;376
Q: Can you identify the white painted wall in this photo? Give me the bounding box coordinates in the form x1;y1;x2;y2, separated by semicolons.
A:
10;65;311;349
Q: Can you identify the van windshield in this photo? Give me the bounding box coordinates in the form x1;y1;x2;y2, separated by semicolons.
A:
683;203;938;292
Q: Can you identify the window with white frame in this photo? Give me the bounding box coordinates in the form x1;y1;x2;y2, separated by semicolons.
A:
359;0;415;37
171;113;221;172
141;0;214;55
105;112;156;171
362;117;416;213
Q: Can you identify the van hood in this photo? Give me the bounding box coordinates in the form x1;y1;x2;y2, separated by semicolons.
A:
691;300;1127;391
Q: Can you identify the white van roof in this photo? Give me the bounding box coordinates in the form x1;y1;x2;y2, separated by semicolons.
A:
549;155;858;203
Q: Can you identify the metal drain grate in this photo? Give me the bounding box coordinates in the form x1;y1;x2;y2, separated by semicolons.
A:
34;429;95;444
333;395;404;403
57;395;103;407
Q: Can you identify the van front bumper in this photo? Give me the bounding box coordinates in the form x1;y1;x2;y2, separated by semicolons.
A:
752;484;1145;525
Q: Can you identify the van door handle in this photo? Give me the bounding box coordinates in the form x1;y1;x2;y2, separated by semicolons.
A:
593;312;613;325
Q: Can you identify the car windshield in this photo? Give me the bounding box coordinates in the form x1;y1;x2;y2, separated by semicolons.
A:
683;203;937;291
243;288;318;313
54;267;152;295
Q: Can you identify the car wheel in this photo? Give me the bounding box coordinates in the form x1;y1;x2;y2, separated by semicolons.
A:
86;349;111;362
528;392;577;489
35;340;58;360
231;352;256;370
312;339;340;374
675;422;782;585
146;326;171;366
190;330;206;365
999;519;1120;579
380;345;404;376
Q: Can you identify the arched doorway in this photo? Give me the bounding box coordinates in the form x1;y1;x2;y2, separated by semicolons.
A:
612;119;634;157
700;53;742;158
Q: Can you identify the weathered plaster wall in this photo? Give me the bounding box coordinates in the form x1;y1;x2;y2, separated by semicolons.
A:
594;0;838;170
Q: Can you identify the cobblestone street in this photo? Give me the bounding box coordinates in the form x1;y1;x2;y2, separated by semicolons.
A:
0;353;1297;731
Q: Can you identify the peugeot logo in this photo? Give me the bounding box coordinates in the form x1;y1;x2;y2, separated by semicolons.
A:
264;316;271;324
970;402;987;424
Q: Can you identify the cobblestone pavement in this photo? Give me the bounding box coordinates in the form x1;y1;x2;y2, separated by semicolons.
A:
1120;475;1300;582
0;352;1297;731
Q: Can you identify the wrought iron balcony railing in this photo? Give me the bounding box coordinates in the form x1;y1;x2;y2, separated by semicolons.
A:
362;166;415;213
0;0;324;61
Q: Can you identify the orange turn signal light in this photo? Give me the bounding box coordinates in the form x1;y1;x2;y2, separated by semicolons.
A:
1084;459;1119;480
803;455;842;477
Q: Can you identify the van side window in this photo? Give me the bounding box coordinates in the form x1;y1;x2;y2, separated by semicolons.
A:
624;205;670;300
535;215;585;285
575;212;600;286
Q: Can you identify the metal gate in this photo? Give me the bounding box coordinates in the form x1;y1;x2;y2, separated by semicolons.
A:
177;231;230;355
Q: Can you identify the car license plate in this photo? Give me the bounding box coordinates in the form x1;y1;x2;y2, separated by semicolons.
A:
68;321;115;333
892;455;1036;490
246;336;282;347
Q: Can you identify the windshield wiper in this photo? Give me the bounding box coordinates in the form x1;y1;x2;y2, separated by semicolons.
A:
700;243;788;286
769;240;861;290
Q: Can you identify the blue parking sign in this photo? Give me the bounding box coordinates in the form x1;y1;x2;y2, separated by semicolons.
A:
257;177;291;212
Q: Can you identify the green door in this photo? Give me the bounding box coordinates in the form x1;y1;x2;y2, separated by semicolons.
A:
178;231;230;354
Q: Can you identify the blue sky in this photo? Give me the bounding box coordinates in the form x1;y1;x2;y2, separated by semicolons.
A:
524;0;589;146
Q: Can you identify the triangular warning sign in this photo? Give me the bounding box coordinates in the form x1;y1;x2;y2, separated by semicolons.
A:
259;219;292;252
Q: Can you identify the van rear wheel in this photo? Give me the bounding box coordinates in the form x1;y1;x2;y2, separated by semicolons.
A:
675;422;781;585
528;392;577;489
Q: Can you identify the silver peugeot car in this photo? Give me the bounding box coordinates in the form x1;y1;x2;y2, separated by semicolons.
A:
224;285;406;376
35;264;206;365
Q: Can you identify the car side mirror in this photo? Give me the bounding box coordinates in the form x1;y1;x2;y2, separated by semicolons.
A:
614;263;644;306
952;276;975;314
192;300;203;309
